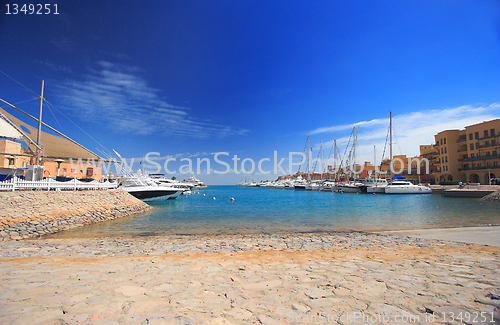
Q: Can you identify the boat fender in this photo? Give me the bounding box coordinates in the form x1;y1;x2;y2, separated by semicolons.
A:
212;197;216;200
372;193;376;195
230;197;235;201
203;194;206;196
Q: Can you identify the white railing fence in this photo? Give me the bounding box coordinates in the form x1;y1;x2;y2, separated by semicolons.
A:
0;177;118;191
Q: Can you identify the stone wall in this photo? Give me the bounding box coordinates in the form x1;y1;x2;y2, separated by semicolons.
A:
0;190;152;241
481;190;500;202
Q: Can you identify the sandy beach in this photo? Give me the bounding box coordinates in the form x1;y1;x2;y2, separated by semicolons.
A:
0;229;499;325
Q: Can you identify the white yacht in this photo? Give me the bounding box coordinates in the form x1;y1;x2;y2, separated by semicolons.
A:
305;180;322;191
336;181;364;193
385;180;432;194
185;176;207;188
364;178;388;193
119;174;182;201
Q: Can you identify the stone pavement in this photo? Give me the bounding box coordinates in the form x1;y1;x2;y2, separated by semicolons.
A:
0;232;499;324
378;226;500;247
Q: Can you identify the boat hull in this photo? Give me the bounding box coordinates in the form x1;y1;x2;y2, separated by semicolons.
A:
385;186;432;194
366;186;386;193
125;187;181;201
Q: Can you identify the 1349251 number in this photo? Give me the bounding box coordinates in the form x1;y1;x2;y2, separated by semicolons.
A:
5;4;59;14
442;311;495;323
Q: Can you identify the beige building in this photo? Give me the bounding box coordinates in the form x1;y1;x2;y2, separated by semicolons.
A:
432;119;500;184
0;138;104;180
0;138;30;169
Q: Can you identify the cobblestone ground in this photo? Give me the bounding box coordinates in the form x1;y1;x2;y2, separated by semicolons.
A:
0;232;498;324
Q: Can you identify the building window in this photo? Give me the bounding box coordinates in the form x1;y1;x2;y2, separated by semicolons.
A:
491;129;495;137
484;130;489;138
485;140;490;147
487;151;491;156
494;151;498;156
495;162;499;167
487;162;492;167
470;143;474;150
444;138;447;144
441;148;443;154
440;139;443;145
476;143;479;149
475;132;479;139
471;153;475;158
472;163;476;168
445;156;448;163
469;133;473;140
445;147;447;153
478;163;482;167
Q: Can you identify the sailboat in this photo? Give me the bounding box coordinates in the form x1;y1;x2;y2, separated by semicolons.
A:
337;127;364;193
365;145;388;193
384;112;432;194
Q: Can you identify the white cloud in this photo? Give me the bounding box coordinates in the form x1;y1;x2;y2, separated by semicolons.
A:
55;61;249;137
309;103;500;165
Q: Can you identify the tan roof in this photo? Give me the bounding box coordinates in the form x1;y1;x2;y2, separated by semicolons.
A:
0;107;101;160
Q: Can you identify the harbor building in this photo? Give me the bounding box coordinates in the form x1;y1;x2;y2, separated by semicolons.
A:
432;119;500;184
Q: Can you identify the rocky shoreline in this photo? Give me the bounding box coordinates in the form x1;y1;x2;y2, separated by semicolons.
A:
0;190;151;241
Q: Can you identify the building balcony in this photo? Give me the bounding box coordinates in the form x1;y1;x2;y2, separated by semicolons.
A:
457;137;467;143
457;148;468;152
478;134;500;141
463;154;500;162
476;142;499;149
459;166;500;171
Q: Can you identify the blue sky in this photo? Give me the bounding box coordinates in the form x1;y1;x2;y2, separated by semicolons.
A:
1;0;499;184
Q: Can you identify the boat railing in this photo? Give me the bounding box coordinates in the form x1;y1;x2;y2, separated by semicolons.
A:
0;177;118;192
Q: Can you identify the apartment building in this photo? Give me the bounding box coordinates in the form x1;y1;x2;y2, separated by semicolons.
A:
433;119;500;184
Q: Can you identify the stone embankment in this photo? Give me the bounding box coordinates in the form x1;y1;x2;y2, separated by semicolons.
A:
482;190;500;202
0;190;151;241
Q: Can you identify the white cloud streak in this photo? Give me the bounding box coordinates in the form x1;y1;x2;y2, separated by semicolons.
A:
55;61;249;137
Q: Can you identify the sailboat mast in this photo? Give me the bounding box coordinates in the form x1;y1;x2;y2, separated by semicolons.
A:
37;80;44;146
374;145;377;180
307;136;310;182
389;111;393;181
333;140;337;180
320;139;323;181
36;80;44;162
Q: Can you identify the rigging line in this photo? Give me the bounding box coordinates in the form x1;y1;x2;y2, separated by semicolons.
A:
0;98;39;108
380;125;390;166
44;100;65;134
323;142;334;174
312;147;321;173
43;98;110;154
392;126;403;156
297;138;308;174
0;70;39;97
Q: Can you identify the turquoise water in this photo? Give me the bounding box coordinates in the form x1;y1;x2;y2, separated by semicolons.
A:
47;186;500;238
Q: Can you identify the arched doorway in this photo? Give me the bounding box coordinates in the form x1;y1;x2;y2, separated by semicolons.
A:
470;174;480;183
440;176;446;182
447;175;453;181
